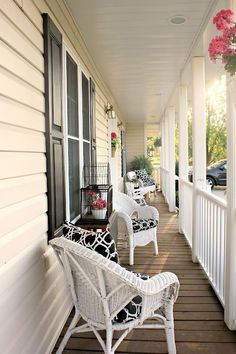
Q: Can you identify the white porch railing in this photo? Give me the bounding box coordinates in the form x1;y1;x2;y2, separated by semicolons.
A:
178;180;226;306
160;167;170;205
196;188;227;305
179;179;193;247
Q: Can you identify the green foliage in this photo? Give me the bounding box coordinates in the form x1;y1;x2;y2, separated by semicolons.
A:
129;155;154;175
154;137;161;147
189;77;226;166
224;55;236;76
176;76;227;167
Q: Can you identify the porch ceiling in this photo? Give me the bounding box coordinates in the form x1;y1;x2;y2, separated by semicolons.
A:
65;0;216;123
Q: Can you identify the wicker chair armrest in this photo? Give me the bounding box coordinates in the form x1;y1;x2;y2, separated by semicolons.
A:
138;179;144;188
148;272;179;301
117;211;133;234
136;205;159;221
127;272;179;299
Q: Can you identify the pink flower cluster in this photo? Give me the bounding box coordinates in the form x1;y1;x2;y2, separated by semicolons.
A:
92;198;107;209
213;8;234;31
111;131;119;148
209;9;236;67
87;191;97;197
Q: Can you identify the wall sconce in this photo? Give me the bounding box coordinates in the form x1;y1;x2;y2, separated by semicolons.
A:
117;121;124;131
104;103;116;119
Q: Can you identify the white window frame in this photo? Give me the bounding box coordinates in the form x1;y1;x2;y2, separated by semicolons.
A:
62;43;91;222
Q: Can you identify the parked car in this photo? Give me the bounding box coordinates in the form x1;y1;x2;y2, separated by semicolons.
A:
189;160;227;188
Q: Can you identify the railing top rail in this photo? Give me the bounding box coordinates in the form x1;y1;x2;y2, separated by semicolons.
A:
160;167;169;173
179;178;193;189
196;187;227;209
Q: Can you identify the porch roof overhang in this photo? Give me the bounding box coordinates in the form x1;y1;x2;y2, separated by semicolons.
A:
65;0;222;125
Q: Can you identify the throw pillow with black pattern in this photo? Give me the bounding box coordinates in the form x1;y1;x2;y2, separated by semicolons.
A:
63;221;119;263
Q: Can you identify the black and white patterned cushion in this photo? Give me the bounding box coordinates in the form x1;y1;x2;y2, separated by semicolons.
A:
63;221;150;325
135;169;155;187
132;218;157;233
63;221;119;263
113;273;149;324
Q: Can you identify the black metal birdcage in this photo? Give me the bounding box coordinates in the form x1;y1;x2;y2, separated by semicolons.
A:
83;163;111;187
78;163;112;224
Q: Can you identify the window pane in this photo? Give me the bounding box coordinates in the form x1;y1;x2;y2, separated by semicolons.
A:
82;73;90;141
67;53;78;137
68;139;80;220
83;141;90;166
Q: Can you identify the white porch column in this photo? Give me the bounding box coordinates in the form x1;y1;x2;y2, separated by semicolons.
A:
168;107;176;212
178;86;189;232
224;0;236;330
225;76;236;329
160;119;165;191
164;113;169;202
192;57;206;263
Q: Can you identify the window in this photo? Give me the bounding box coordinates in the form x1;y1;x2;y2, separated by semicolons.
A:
43;14;97;236
82;72;91;166
64;51;96;223
66;53;80;221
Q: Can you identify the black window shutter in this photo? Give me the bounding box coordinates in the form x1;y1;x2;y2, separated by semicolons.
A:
90;78;97;165
43;14;65;239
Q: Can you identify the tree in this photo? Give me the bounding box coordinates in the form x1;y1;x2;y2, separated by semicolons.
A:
185;76;227;166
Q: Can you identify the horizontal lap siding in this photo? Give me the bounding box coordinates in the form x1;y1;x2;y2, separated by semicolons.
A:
0;0;118;353
126;123;145;167
96;88;109;163
0;1;71;354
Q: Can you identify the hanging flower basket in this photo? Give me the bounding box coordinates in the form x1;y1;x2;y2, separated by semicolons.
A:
208;8;236;76
111;147;116;157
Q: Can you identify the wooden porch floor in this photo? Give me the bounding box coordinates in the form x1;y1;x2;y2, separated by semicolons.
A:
54;192;236;354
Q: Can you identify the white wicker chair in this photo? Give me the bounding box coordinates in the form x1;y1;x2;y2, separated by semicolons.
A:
50;237;179;354
112;192;159;265
125;181;146;205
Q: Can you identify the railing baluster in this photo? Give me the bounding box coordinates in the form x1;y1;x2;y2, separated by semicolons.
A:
179;182;226;306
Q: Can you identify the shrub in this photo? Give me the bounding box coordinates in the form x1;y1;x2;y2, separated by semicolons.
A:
129;155;154;175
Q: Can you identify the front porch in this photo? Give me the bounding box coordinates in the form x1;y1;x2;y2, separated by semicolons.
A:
53;193;236;354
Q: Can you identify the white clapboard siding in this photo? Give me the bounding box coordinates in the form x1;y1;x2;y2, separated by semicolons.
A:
126;123;145;165
0;152;46;179
0;68;44;112
14;0;43;32
0;41;44;92
0;214;48;266
0;1;122;353
0;123;46;152
0;174;47;209
0;10;44;71
0;96;45;132
0;195;47;238
1;0;43;52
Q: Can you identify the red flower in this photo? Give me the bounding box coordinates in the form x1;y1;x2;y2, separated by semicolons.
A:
87;191;97;197
208;36;230;62
213;9;234;31
111;132;117;139
92;198;107;209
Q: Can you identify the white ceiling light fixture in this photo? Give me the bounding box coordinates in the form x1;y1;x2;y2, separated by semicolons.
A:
169;15;187;25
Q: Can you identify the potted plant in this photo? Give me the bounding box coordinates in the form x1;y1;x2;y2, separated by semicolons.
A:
208;8;236;76
111;131;120;157
92;198;107;219
86;191;98;214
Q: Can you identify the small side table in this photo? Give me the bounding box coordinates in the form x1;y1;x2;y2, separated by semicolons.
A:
76;218;109;232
